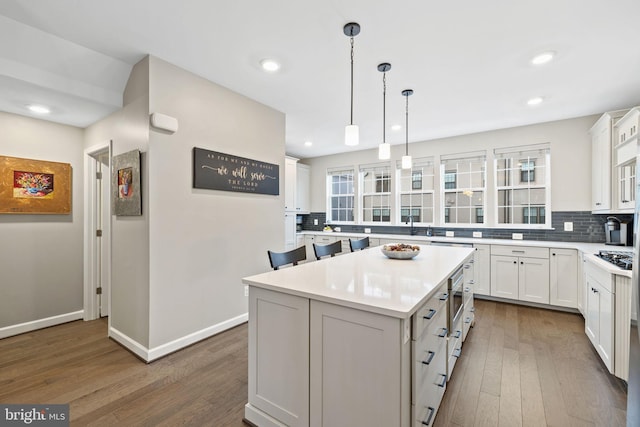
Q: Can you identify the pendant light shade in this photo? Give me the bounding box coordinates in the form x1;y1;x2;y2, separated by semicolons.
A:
377;62;391;160
401;89;414;169
344;22;360;146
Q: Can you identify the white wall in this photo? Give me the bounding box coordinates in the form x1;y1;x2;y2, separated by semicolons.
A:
304;115;597;217
0;112;84;332
146;56;285;350
84;57;151;348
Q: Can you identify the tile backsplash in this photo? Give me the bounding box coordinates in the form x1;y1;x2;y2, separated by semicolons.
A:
300;211;634;244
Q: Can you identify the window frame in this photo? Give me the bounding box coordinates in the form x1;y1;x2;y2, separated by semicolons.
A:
360;163;392;225
439;152;487;227
325;167;355;224
395;157;436;226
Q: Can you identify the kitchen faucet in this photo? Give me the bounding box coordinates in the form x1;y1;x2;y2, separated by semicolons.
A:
406;215;417;235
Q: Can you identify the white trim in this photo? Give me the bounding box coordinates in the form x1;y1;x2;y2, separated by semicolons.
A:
0;310;83;339
109;313;249;362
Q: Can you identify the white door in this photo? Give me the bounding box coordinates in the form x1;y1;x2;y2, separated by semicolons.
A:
550;249;578;308
518;257;550;304
490;255;518;299
96;152;111;317
585;274;600;345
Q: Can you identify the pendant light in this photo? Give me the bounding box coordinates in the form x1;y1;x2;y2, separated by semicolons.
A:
378;63;391;160
401;89;414;169
344;22;360;146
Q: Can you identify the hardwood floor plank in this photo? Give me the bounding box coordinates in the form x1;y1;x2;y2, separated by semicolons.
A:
473;391;500;427
519;343;546;427
480;323;504;397
498;348;522;427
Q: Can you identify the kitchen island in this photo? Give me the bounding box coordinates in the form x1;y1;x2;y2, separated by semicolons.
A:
242;244;474;427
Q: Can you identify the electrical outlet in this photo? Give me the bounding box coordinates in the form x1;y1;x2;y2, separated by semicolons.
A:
364;228;371;234
564;222;573;232
334;227;341;232
313;219;318;225
446;231;455;237
244;285;249;297
473;231;482;238
512;233;523;240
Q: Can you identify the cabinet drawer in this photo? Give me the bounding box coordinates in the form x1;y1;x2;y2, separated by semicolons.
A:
414;308;448;355
491;245;549;259
314;235;336;244
412;284;448;339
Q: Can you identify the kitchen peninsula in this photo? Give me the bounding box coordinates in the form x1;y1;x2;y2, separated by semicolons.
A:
242;245;474;427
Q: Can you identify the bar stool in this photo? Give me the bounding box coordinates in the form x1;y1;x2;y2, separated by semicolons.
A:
267;246;307;270
313;240;342;260
349;237;370;252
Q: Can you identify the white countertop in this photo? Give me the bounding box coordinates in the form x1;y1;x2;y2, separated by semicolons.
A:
243;245;475;319
299;231;633;278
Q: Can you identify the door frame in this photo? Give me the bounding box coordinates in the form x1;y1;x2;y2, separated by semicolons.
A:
83;141;112;321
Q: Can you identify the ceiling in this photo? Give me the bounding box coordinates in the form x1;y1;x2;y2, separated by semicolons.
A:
1;1;640;159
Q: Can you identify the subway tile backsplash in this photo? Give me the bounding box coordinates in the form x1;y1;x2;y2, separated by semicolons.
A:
300;211;634;244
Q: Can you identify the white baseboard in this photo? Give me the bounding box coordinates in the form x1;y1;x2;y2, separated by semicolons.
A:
0;310;84;339
110;313;248;362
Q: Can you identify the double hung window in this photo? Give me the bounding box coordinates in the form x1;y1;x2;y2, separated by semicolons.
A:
440;152;486;225
326;167;355;222
495;144;550;226
360;164;391;223
397;157;435;224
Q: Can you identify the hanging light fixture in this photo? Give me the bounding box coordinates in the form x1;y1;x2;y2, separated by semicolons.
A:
343;22;360;146
401;89;414;169
377;63;391;160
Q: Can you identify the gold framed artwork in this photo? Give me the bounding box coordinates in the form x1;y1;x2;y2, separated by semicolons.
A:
0;155;72;214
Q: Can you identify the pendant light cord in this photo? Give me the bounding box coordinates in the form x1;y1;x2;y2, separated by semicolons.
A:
405;94;409;156
350;36;354;126
382;71;386;144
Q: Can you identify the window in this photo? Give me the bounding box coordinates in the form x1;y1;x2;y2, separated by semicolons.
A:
495;144;550;226
360;164;391;223
440;152;486;225
397;157;435;224
326;168;354;222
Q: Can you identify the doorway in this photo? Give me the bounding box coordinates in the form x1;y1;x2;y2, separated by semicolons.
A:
84;142;112;320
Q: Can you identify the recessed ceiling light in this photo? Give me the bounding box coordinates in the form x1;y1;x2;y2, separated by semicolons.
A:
391;124;402;131
27;104;51;114
527;96;544;106
260;59;280;72
304;141;313;147
531;51;555;65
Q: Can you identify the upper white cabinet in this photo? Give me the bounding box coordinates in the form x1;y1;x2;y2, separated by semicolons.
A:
590;109;630;213
613;107;640;212
285;156;298;212
296;163;310;213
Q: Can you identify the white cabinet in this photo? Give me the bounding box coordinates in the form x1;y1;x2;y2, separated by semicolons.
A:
613;108;640;212
472;244;491;296
584;259;614;372
577;252;586;316
285;212;297;251
549;248;578;308
590;109;630;213
296;163;310;213
285;156;298;212
490;246;550;304
462;256;475;342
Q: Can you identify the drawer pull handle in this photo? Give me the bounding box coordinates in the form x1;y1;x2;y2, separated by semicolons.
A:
453;348;462;358
438;328;448;338
470;307;475;312
422;407;436;425
454;330;462;339
469;280;475;284
464;264;471;269
422;350;436;365
423;309;437;320
512;250;525;253
465;287;471;292
439;293;449;301
469;259;474;263
437;374;447;388
465;317;471;324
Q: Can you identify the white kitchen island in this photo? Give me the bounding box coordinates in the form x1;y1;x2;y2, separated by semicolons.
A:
242;245;474;427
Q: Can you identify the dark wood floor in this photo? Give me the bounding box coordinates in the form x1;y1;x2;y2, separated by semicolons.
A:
0;300;628;426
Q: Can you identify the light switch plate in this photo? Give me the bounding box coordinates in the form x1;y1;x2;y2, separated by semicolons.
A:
313;219;318;225
512;233;523;240
564;222;573;231
364;228;371;234
473;231;482;238
446;231;455;237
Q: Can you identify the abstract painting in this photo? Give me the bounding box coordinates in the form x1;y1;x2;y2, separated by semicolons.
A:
112;149;141;216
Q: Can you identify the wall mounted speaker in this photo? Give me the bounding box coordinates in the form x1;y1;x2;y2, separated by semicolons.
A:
150;113;178;133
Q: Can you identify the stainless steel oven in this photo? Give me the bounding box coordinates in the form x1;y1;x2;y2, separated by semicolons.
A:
448;266;464;331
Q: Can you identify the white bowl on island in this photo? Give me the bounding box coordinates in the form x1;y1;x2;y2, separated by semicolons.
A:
381;243;421;259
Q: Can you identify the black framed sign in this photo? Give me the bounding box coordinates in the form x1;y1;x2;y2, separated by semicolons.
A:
193;147;279;195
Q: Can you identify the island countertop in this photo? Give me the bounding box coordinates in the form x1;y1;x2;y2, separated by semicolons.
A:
242;244;475;319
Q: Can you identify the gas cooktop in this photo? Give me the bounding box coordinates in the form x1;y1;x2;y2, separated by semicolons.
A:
595;250;634;270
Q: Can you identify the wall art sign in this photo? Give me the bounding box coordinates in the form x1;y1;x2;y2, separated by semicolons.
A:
193;147;279;195
112;149;142;216
0;155;72;214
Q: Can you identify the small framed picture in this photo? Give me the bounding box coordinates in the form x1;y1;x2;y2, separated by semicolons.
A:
112;149;142;216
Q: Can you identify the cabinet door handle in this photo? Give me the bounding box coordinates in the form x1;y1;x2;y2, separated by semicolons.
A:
422;407;436;426
552;253;556;256
439;293;449;301
520;261;524;265
595;202;602;206
438;328;448;338
422;350;436;365
513;261;517;264
423;309;437;320
437;374;447;388
622;200;630;203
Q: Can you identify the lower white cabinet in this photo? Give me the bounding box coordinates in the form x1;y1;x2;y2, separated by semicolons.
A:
549;248;578;308
584;259;614;373
490;246;550;304
473;244;491;296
